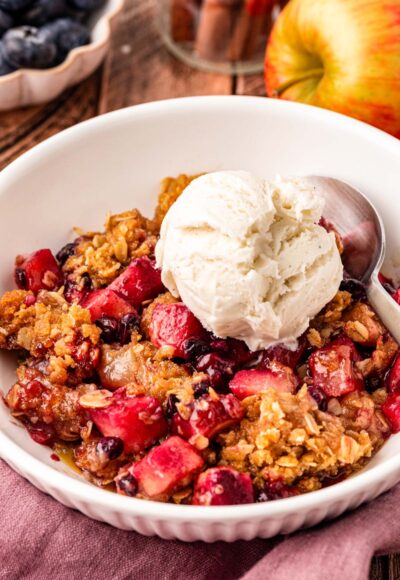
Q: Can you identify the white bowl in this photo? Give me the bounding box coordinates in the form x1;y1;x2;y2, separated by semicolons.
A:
0;0;124;110
1;96;400;542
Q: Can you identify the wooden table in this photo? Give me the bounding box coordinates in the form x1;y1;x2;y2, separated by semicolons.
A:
0;1;398;577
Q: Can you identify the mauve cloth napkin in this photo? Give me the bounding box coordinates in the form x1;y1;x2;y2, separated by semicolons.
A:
1;458;399;580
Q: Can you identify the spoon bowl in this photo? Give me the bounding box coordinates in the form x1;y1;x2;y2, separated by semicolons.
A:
304;176;400;343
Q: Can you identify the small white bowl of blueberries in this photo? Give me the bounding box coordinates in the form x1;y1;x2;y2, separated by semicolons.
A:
0;0;124;110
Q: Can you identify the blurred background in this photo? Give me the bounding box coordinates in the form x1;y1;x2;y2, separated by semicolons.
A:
0;0;399;170
0;0;276;170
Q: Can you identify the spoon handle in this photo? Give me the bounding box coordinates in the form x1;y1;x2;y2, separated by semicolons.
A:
367;273;400;344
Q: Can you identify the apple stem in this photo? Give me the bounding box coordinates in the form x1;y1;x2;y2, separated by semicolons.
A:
273;68;324;97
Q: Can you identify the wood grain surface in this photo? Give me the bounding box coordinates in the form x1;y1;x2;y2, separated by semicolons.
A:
0;1;396;577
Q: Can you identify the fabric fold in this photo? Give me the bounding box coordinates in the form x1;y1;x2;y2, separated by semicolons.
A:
1;459;399;580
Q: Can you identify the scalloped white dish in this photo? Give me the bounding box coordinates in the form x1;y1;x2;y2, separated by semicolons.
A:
1;97;400;541
0;0;124;110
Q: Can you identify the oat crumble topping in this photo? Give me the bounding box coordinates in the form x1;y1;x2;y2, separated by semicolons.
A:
1;174;399;505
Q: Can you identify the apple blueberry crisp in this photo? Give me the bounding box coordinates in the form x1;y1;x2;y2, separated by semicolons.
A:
2;174;400;506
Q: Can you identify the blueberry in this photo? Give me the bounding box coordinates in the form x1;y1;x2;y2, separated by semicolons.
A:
80;272;92;289
165;394;179;419
56;241;76;265
63;277;87;303
181;338;211;360
96;316;120;343
20;0;70;26
195;352;234;388
2;26;56;69
0;9;13;37
41;16;89;46
0;44;15;74
193;379;210;399
339;278;367;302
96;436;124;460
308;385;327;412
96;314;139;346
118;312;139;345
67;0;105;11
14;266;28;288
116;473;137;497
0;0;33;12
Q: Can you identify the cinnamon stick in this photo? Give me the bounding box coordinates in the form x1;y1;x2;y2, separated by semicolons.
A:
242;3;273;59
195;0;241;61
228;6;251;61
229;0;274;61
171;0;199;43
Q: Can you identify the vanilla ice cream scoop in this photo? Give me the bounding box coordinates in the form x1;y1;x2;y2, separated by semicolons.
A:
156;171;343;351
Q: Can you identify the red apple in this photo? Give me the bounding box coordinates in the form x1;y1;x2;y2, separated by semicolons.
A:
265;0;400;137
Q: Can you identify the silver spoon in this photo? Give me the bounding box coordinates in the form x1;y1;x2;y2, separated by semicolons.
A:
303;176;400;343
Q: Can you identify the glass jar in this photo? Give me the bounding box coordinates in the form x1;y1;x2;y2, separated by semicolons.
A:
157;0;285;75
